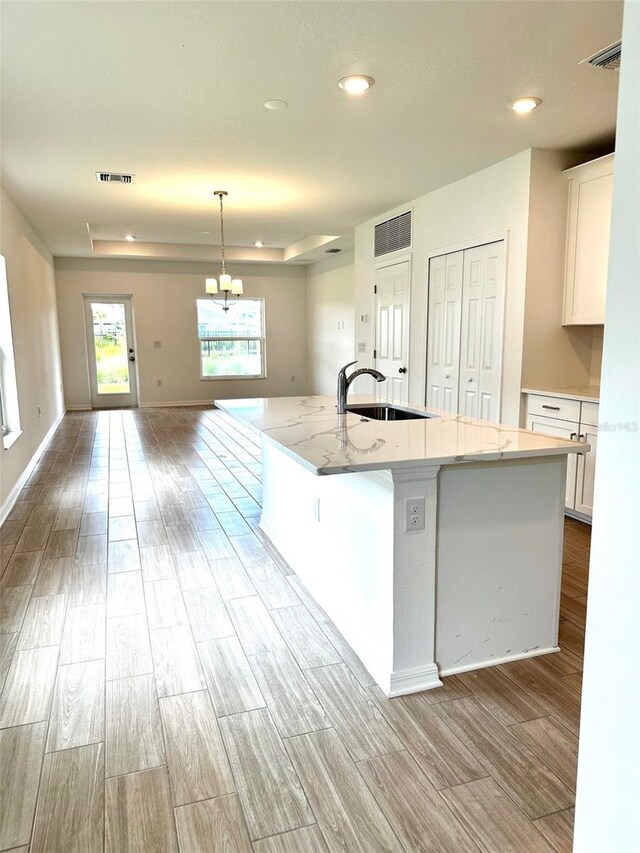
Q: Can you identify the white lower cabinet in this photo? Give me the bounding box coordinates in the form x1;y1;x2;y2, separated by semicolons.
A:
575;424;598;516
525;394;598;520
526;414;579;508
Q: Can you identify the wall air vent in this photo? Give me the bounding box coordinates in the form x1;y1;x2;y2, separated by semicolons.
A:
580;40;622;71
95;172;135;184
374;210;412;257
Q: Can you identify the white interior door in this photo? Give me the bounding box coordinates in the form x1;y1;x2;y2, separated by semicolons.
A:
84;296;138;408
459;241;504;422
375;260;410;405
426;251;463;411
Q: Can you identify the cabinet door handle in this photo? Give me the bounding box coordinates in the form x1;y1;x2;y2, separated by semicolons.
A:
579;434;586;441
570;432;577;440
542;405;560;411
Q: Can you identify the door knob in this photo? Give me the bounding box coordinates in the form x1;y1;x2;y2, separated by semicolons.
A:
129;356;136;362
468;378;473;383
398;367;407;374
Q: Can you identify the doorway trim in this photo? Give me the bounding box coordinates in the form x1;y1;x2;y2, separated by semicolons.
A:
83;293;139;409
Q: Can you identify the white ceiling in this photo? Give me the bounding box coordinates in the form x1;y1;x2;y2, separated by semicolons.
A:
1;0;622;261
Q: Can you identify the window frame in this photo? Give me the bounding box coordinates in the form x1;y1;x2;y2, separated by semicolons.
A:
196;297;267;381
0;254;22;449
0;379;7;437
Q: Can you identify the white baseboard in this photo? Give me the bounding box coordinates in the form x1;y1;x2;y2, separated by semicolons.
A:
438;645;561;677
565;509;592;525
138;400;214;409
65;401;214;411
0;410;66;524
388;663;443;697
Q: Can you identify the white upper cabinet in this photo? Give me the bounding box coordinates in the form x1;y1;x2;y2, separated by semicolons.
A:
563;153;614;325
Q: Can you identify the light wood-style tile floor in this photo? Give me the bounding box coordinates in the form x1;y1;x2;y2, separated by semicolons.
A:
0;407;591;852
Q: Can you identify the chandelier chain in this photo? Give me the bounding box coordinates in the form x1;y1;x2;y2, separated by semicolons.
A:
218;192;226;274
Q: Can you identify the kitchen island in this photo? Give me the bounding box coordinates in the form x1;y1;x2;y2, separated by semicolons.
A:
216;395;583;697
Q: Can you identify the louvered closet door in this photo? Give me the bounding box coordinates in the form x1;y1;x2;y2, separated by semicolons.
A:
426;252;463;411
459;241;504;422
375;260;410;405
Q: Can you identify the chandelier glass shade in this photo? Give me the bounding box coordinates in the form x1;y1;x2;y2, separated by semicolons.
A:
206;191;244;311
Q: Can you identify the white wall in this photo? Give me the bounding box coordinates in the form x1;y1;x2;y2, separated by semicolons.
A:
589;326;604;385
352;148;607;426
574;3;640;850
521;149;599;390
54;258;308;408
354;150;533;426
0;188;64;514
306;250;355;395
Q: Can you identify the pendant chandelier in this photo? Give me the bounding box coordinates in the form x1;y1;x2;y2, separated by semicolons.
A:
205;190;243;312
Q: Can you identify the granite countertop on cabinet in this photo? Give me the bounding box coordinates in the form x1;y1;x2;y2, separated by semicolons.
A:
522;386;600;403
216;395;584;475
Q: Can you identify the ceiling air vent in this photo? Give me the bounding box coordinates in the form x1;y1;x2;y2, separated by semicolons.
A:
95;172;135;184
580;40;622;71
374;211;412;257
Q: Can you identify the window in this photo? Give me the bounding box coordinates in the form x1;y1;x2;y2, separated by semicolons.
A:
0;379;7;438
0;254;21;448
197;298;266;379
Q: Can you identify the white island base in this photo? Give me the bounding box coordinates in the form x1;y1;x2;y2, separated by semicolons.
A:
260;440;566;697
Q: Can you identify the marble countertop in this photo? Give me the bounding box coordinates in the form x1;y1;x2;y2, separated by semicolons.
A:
215;395;584;476
522;386;600;403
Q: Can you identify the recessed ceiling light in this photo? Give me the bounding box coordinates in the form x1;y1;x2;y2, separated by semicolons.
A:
509;96;542;113
264;100;288;110
254;241;265;248
124;234;136;241
338;75;375;94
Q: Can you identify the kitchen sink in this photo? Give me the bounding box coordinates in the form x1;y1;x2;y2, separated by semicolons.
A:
346;404;436;421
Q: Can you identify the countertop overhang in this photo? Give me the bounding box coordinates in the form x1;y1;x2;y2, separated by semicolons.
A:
215;396;585;476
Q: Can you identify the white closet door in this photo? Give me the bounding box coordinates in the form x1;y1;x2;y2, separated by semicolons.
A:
459;248;484;418
375;260;410;405
426;251;463;411
459;241;504;422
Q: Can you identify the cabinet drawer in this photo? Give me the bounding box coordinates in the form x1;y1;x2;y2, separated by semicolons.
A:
526;394;581;423
581;401;599;427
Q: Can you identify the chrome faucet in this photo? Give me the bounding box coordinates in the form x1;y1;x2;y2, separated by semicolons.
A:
337;361;386;414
